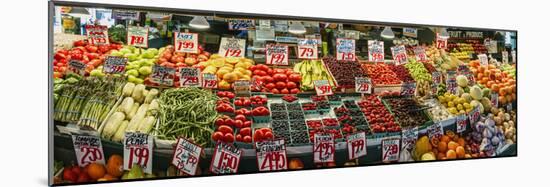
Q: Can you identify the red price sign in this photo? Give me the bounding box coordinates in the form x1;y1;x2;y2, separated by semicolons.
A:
85;25;109;46
347;132;367;160
179;67;201;87
266;44;289;65
127;26;149;48
174;32;198;53
103;56;127;74
68;60;86;76
414;46;427;62
401;127;418;151
432;72;442;85
468;105;481;126
382;138;400;162
255;139;288;171
355;77;372;94
202;73;218;89
313;133;335;163
72;135;105;167
151;65;176;86
336;38;356;61
436;33;448;49
368;40;385;62
314;80;333;96
123;132;153;173
210;142;242;174
172;138;203;176
219;37;246;58
427;122;444;139
297;39;318;59
478;54;489;67
490;92;499;108
446;79;458;95
456;114;468;133
400;83;416;96
391;45;408;65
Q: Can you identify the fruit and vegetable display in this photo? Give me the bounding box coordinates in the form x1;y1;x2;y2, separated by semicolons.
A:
362;63;402;85
322;57;365;88
469;61;516;104
53;40;123;79
293;59;335;90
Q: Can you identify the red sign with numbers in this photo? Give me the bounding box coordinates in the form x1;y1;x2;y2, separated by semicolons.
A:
314;80;333;96
72;135;105;167
172;138;203;176
85;25;109;45
123;132;153;173
468;105;481;126
456;114;468;133
355;77;372;94
150;65;176;86
255;139;288;171
347;132;367;160
336;38;356;61
382;138;400;162
210;142;242;174
179;67;201;87
414;46;427;62
174;32;199;53
219;37;246;58
202;73;218;89
368;40;384;62
127;26;149;48
297;39;318;59
313;133;335;163
436;33;448;49
391;45;408;65
265;44;289;65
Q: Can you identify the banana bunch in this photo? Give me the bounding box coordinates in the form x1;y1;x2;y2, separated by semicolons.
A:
293;60;335;90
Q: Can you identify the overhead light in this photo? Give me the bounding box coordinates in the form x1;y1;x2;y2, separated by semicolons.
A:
439;28;450;39
380;26;395;39
288;21;306;34
189;16;210;29
68;7;89;17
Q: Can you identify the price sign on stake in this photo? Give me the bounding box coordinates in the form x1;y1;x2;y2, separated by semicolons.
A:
368;40;384;62
210;142;242;174
491;92;499;108
456;114;468;133
336;38;356;61
72;135;105;167
172;138;203;176
123;132;153;174
150;65;176;86
85;25;109;45
427;122;444;139
103;56;127;74
202;73;218;89
255;139;288;171
314;80;333;96
401;83;416;96
313;134;335;163
432;72;442;85
468;105;481;126
401;127;418;151
347;132;367;160
414;46;427;62
127;26;149;48
391;45;408;65
297;39;318;59
478;54;489;67
68;60;86;76
266;44;289;65
502;51;509;64
436;33;448;49
219;37;246;58
355;77;372;94
174;32;198;53
234;80;251;96
179;67;201;87
382;138;400;162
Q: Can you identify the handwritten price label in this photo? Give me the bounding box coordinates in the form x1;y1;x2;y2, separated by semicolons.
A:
436;33;448;49
210;142;242;174
127;26;149;48
123;132;153;174
150;65;176;86
382;138;400;162
368;40;385;62
68;60;86;76
255;139;288;171
468;105;481;126
456;114;468;133
202;73;218;89
502;51;509;64
72;135;105;167
85;25;109;45
491;92;499;108
432;72;442;85
103;56;127;74
347;132;367;160
336;38;356;61
314;80;333;96
400;83;416;96
391;45;408;65
403;27;418;38
228;19;255;30
297;39;318;59
313;134;335;163
465;73;476;85
179;67;201;87
234;80;251;95
427;122;444;140
478;54;488;67
446;79;458;95
414;46;427;62
355;77;372;94
401;127;418;151
219;37;246;58
174;32;198;53
266;44;289;65
172;138;203;176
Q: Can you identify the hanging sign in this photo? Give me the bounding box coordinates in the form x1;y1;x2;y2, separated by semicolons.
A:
103;56;127;74
202;73;218;89
502;51;509;64
171;138;203;176
414;46;427;61
468;105;481;126
127;26;149;48
265;44;289;65
314;80;333;96
210;142;243;174
403;27;418;38
72;135;105;167
174;32;199;53
150;64;175;86
255;139;288;171
123;132;153;174
68;60;86;76
297;39;318;59
436;33;448;49
368;40;384;62
259;19;271;30
355;77;372;94
85;25;109;45
382;138;400;162
179;67;201;87
391;45;408;65
427;122;444;139
401;126;418;151
112;9;140;20
219;37;246;58
456;114;468;133
228;19;255;30
347;132;367;160
313;133;335;163
478;54;489;67
336;38;356;61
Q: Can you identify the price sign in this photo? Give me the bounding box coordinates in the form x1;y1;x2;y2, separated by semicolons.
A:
150;65;176;86
401;126;418;151
478;54;488;67
401;83;416;96
403;27;418;38
336;38;356;61
355;77;372;94
511;50;516;63
502;51;509;64
458;65;469;74
265;44;289;65
465;73;476;85
210;142;243;174
228;19;255;30
381;138;400;162
179;67;201;87
234;80;251;96
123;132;153;174
219;37;246;58
491;92;499;108
468;105;481;126
347;132;367;160
255;139;288;171
127;26;149;48
456;114;468;133
368;40;384;62
414;46;427;61
391;45;408;65
68;60;86;76
313;133;335;163
72;135;105;167
172;138;203;176
446;75;458;95
112;9;140;20
506;103;513;112
427;122;444;139
297;39;318;59
103;56;127;74
85;25;109;45
314;80;333;96
432;71;442;85
436;33;448;49
431;84;438;95
202;73;218;89
174;32;198;53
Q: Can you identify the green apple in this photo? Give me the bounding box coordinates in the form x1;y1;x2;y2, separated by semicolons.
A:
119;48;132;55
124;53;139;61
110;51;123;57
146;48;158;55
134;78;144;84
127;69;139;77
90;69;104;77
139;66;152;76
141;51;156;59
127;75;137;83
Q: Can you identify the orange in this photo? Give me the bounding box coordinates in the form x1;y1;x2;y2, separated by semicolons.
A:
448;141;459;151
437;141;448;152
446;150;457;159
456;146;466;158
440;135;451;144
87;163;106;180
457;138;466;147
106;154;124;177
437;152;446;160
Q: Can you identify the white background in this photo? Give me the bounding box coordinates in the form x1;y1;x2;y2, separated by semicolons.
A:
0;0;548;186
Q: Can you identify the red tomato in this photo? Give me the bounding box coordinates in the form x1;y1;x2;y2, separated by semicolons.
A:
288;74;302;82
265;83;276;90
280;88;289;94
236;134;243;142
253;70;267;76
286;82;297;89
218;125;233;134
273;74;288;82
235;115;247;122
234;99;243;106
264;131;274;140
262;76;274;83
217;91;227;97
223;133;235;143
271;88;280;94
224;118;235;127
215;118;225;126
243;136;252;143
273;68;286;74
266;68;274;75
212;132;224;141
234;120;243;128
243;99;251;106
243;120;252;128
240;127;252;136
257;64;269;72
275;82;287;89
290;88;300;94
253;130;264;142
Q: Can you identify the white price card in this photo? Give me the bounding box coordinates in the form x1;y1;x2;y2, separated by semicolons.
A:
347;132;367;160
255;139;288;171
297;39;318;59
127;26;149;48
150;65;176;86
436;33;448;49
313;133;335;163
368;40;385;62
72;135;105;167
446;78;458;95
427;122;444;140
234;80;251;96
265;44;289;65
202;73;218;89
478;54;489;67
502;51;509;64
491;92;499;108
219;37;246;58
391;45;408;65
401;126;418;151
85;25;109;45
403;27;418;38
432;71;442;85
123;132;153;174
171;138;203;176
103;56;127;74
209;142;242;174
400;83;416;96
456;114;468;133
179;67;201;87
468;105;481;126
414;46;427;61
336;38;356;61
314;80;333;96
68;60;86;76
382;138;400;162
227;19;255;30
355;77;372;94
174;32;199;53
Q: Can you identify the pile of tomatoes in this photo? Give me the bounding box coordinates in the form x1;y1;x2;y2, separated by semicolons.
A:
250;64;301;94
53;40;122;78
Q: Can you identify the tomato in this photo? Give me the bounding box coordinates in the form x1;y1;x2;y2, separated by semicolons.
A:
273;68;286;74
98;45;110;53
253;130;264;142
217;91;227;97
262;76;274;83
243;99;251;106
215;118;225;126
212;132;224;141
286;82;297;89
280;88;289;94
257;64;269;72
266;68;274;75
73;40;86;47
273;73;287;82
263;131;274;140
240;127;252;136
218;125;233;134
253;70;267;76
275;82;287;89
288;74;301;82
271;88;280;94
236;134;243;142
234;99;243;106
224;118;235;127
53;72;63;78
234;120;243;128
285;70;294;76
243;136;252;143
226;92;235;99
223;133;235;143
265;83;276;90
243;120;252;128
249;65;257;72
85;45;98;53
290;88;300;94
235;114;247;122
54;53;66;61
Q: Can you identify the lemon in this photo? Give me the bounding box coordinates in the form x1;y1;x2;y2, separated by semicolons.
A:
225;57;240;64
447;101;455;108
211;58;225;67
456;104;464;111
448;107;458;114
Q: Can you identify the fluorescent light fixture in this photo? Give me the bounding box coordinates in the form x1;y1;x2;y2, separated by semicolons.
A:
68;7;89;17
189;16;210;29
288;21;306;34
380;26;395;39
439;28;450;39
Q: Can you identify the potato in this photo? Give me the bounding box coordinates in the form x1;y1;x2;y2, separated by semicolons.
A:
494;116;502;125
503;122;510;129
504;113;511;121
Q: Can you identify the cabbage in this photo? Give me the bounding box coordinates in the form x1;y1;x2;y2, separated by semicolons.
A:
456;75;469;87
470;85;483;100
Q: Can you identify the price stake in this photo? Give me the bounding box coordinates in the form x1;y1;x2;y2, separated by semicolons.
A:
400;83;416;96
72;135;105;167
85;25;109;45
265;44;289;65
314;80;333;96
227;19;255;30
297;39;318;59
502;51;509;64
336;38;356;61
414;46;427;62
458;65;469;74
401;127;418;151
255;139;288;171
478;54;488;67
382;138;400;162
347;132;367;160
432;71;442;85
456;114;468;133
391;45;408;65
179;67;201;87
465;73;476;86
174;32;198;53
436;33;448;49
171;138;203;176
468;105;481;126
68;60;86;76
403;27;418;38
446;77;458;95
490;92;499;108
123;132;153;174
202;73;218;89
427;122;444;139
210;142;243;174
368;40;384;62
234;80;251;96
355;77;372;94
127;26;149;48
313;133;335;163
219;37;246;58
150;65;175;86
103;56;127;74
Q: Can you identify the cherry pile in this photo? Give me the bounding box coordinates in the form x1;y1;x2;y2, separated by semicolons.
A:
358;95;401;133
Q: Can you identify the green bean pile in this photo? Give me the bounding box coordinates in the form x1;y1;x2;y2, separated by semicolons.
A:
156;87;218;146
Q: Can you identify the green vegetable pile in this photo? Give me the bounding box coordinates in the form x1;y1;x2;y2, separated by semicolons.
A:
108;25;127;44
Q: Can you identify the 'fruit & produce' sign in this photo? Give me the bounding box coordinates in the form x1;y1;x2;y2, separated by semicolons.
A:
174;32;199;53
85;25;109;45
347;132;367;160
172;138;203;176
219;37;246;58
210;142;242;174
297;38;318;59
255;139;288;171
368;40;384;62
313;133;335;163
265;44;289;65
123;132;153;174
127;26;149;48
72;134;105;167
336;38;356;61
